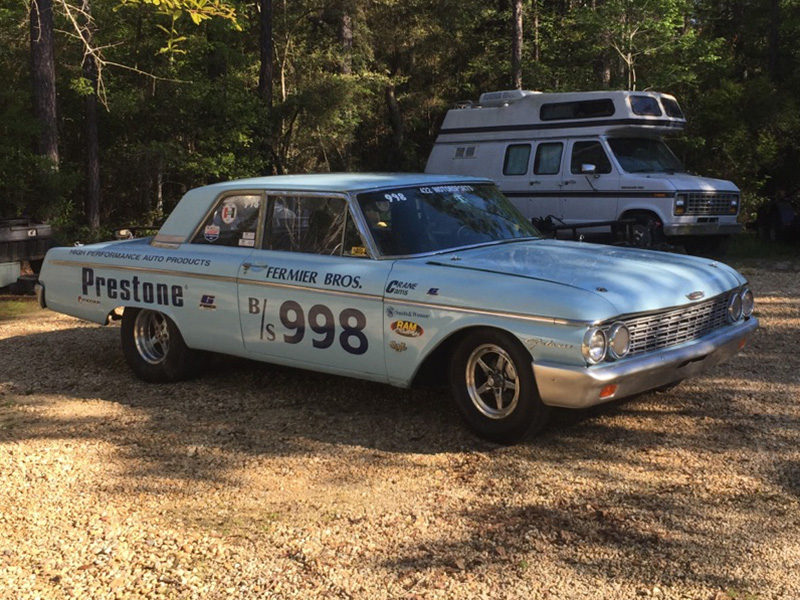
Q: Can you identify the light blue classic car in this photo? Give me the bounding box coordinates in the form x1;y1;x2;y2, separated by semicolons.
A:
36;173;757;443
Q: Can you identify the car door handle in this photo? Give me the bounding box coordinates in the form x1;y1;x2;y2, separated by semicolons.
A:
529;180;541;185
242;262;269;272
562;179;577;185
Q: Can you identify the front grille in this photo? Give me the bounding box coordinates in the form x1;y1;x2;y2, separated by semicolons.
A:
621;293;732;356
685;192;739;216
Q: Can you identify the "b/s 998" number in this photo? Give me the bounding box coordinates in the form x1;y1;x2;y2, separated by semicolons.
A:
248;297;368;355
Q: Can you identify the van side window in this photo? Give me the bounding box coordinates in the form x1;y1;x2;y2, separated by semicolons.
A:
570;141;612;174
503;144;531;175
630;96;662;116
661;97;685;119
533;143;563;175
540;99;615;121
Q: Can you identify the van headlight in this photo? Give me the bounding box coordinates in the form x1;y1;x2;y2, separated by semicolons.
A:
674;194;687;215
741;288;754;317
607;322;631;360
583;328;608;364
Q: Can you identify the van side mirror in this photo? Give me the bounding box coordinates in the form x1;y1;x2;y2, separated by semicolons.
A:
581;163;597;174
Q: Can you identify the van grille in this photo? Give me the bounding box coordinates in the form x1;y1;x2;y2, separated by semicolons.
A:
685;192;739;216
622;293;732;356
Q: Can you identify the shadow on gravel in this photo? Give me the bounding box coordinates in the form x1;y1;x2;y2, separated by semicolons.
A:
2;317;798;596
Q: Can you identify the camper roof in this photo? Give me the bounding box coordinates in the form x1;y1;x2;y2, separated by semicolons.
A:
438;90;686;141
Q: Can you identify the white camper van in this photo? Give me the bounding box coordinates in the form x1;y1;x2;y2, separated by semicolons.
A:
425;90;742;252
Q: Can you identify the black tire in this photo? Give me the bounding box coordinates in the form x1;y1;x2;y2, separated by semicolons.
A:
121;307;199;383
449;328;551;444
629;213;664;248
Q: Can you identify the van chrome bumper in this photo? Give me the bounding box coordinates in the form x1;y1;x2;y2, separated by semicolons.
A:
533;317;758;409
663;223;743;236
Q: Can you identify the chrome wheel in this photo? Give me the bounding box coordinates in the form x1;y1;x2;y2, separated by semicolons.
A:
133;310;170;364
465;343;520;419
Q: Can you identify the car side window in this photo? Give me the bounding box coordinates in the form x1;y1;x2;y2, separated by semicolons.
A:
265;196;362;256
570;141;612;174
191;194;263;247
534;142;563;175
503;144;532;175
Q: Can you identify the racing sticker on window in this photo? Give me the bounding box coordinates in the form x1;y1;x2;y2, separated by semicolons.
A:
220;204;237;225
247;297;369;355
204;225;220;242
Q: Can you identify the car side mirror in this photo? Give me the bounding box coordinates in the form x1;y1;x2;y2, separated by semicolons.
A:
581;163;597;174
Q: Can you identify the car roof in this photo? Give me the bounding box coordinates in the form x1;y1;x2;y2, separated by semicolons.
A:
153;172;495;245
201;172;493;194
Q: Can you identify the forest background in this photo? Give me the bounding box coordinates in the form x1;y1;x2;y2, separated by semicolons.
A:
1;0;797;241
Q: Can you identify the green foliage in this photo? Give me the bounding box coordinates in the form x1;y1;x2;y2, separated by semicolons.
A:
3;0;800;232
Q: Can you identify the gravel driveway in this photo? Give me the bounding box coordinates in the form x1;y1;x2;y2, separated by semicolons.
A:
1;259;798;600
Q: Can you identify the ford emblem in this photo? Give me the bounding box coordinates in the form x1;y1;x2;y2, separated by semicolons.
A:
686;290;705;300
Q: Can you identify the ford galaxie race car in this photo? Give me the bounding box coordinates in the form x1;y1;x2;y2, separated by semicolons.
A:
36;174;757;443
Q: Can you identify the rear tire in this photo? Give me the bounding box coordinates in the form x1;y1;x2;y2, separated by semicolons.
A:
449;329;551;444
121;307;199;383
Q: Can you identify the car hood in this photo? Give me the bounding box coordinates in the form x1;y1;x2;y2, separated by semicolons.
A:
427;240;745;316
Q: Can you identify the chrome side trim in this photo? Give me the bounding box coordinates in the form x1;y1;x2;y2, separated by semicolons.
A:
49;260;240;285
239;278;383;302
384;297;586;326
152;234;185;245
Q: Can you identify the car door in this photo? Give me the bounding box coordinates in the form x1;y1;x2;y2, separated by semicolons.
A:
561;139;621;227
237;193;393;379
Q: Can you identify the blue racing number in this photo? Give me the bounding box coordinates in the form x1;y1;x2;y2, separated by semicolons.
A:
248;297;368;355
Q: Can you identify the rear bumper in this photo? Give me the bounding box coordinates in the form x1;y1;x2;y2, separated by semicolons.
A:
533;316;758;409
35;282;46;309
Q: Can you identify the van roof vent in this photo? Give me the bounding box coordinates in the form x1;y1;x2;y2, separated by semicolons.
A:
478;90;539;106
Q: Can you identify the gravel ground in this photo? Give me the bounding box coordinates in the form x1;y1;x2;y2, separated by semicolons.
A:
1;260;799;600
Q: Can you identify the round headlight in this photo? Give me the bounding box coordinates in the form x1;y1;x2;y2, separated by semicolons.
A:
727;292;743;322
741;288;754;317
607;322;631;360
583;328;608;364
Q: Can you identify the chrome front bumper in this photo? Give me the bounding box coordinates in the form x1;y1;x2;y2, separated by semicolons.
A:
533;316;758;409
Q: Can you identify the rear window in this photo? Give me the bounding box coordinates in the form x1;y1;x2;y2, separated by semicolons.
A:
630;96;662;116
540;99;615;121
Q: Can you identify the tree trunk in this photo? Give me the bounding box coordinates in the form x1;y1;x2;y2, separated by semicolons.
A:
384;84;404;170
257;0;273;105
512;0;523;89
81;0;101;230
29;0;59;169
768;0;779;81
338;12;353;75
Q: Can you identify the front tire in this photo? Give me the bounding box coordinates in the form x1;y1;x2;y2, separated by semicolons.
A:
121;307;199;383
449;329;551;444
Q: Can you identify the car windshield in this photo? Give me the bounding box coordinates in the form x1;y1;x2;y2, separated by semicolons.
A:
607;137;686;174
356;183;540;256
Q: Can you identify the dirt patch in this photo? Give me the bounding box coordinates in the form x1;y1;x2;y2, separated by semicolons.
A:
1;264;799;599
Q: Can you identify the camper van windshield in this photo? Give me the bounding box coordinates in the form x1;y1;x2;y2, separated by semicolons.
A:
357;184;540;256
607;138;686;174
